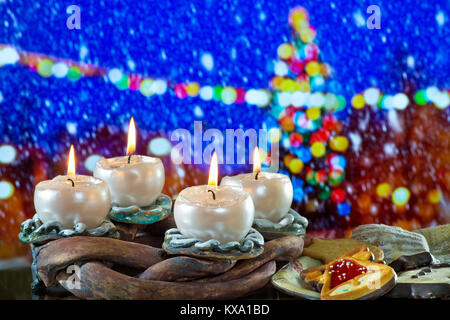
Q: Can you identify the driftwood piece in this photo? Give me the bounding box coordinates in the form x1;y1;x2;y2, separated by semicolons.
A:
58;260;276;300
56;263;95;300
139;257;236;281
199;235;303;282
36;236;166;286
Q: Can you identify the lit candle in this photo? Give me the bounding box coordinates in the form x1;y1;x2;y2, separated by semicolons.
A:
94;117;165;207
174;152;255;244
34;145;111;229
221;147;293;222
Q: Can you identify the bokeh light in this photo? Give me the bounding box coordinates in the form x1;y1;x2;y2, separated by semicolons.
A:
149;137;172;156
0;144;17;164
0;180;14;200
84;154;102;172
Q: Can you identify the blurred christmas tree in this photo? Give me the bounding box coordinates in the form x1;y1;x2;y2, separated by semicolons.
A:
268;7;352;237
268;7;450;237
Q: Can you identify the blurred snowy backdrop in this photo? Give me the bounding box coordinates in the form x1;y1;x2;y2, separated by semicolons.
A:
0;0;449;256
0;1;448;148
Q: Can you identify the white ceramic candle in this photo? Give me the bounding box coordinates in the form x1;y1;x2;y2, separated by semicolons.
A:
94;155;164;207
174;152;254;244
174;185;254;244
220;147;293;222
34;175;111;229
93;117;165;208
34;145;110;229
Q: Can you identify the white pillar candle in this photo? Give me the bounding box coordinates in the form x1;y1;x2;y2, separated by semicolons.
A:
34;145;110;229
174;152;254;244
34;175;111;229
94;155;164;207
221;173;293;222
93;117;165;207
220;147;293;222
174;185;254;244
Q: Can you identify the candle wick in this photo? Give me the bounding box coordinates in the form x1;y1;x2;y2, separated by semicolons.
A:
255;171;260;180
127;154;133;164
67;178;75;187
208;189;216;200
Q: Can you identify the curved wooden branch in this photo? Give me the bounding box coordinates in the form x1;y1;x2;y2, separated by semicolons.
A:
199;235;303;282
36;236;166;286
56;264;96;300
138;257;236;281
59;260;276;300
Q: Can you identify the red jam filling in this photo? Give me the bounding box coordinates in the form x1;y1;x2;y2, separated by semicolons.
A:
328;259;368;289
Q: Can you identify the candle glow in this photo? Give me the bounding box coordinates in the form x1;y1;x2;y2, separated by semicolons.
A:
126;117;136;156
208;152;218;187
67;144;76;176
253;146;261;174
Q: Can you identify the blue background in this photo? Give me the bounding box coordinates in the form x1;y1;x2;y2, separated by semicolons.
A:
0;0;448;158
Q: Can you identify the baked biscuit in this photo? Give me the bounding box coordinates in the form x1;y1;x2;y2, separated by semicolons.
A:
302;237;384;263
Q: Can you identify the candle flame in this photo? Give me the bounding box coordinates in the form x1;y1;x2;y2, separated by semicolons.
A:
253;146;261;173
67;144;76;176
208;152;218;186
126;117;136;156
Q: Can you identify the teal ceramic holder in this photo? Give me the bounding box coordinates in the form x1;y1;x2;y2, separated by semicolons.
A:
162;227;265;260
253;208;308;239
108;193;172;225
18;215;119;245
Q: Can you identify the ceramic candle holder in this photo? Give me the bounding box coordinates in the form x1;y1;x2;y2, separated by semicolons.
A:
108;193;172;225
252;208;309;240
18;214;119;245
162;227;264;260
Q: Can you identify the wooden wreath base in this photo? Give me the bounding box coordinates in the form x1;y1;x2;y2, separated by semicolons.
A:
31;233;304;300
